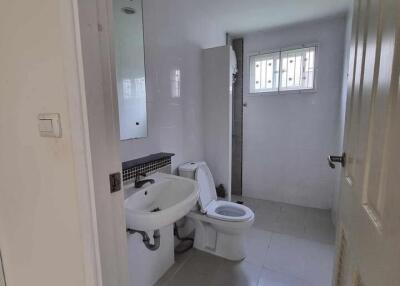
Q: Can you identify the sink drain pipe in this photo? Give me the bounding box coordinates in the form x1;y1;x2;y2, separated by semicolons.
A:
127;228;161;251
173;223;194;254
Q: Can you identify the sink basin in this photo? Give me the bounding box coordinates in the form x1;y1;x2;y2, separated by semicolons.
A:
124;173;199;231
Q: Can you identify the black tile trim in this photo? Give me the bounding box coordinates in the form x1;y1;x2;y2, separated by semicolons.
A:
122;152;174;170
122;153;174;182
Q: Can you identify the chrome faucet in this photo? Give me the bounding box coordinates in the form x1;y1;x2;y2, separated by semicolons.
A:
134;172;155;188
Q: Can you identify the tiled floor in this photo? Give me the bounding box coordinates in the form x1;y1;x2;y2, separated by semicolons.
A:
156;196;336;286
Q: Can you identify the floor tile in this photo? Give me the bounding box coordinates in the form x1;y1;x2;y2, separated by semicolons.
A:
232;196;281;232
244;228;272;266
214;260;262;286
255;202;308;237
236;196;281;216
166;250;224;286
277;203;308;223
154;249;194;286
304;208;335;244
158;197;336;286
268;220;306;238
263;233;335;286
305;207;332;222
168;270;215;286
184;250;225;275
257;268;307;286
276;204;307;231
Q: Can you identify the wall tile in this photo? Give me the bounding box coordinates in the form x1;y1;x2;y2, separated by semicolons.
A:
242;17;346;209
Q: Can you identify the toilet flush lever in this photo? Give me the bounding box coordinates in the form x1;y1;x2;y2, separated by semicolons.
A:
328;153;346;169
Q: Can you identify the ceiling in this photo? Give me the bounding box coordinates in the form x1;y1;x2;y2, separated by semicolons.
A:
194;0;352;36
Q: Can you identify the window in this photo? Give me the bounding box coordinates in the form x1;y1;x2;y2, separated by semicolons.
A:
249;46;317;94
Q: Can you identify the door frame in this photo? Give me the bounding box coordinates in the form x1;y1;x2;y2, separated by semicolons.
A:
60;0;103;285
62;0;129;285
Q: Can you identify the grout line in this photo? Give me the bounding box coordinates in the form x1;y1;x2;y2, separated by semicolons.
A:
161;250;195;285
254;264;264;286
162;197;335;285
258;266;310;286
261;231;274;266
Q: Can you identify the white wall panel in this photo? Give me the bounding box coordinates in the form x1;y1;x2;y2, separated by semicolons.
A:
243;16;347;209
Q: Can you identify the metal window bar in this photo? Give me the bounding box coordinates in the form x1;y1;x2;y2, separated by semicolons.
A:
284;52;287;89
251;45;316;93
293;52;297;87
307;49;310;86
261;60;266;89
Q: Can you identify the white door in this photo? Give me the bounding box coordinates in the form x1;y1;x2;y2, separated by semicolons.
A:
333;0;400;285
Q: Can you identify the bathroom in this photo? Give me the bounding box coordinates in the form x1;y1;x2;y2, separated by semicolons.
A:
2;0;400;286
115;0;351;285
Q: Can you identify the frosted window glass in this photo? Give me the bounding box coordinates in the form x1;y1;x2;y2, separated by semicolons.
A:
250;46;316;94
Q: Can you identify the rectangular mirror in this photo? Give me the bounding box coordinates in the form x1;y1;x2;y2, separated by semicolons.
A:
113;0;148;140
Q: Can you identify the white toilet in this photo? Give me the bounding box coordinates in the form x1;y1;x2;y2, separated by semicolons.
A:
179;162;255;261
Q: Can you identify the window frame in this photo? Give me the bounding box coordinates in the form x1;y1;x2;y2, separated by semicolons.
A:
249;52;280;93
248;43;319;95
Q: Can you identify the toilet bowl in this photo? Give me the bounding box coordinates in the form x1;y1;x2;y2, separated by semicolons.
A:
178;162;255;261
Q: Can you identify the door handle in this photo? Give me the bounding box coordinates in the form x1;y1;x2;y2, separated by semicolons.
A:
328;153;346;169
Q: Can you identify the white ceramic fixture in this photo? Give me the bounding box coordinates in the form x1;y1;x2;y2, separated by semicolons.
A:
179;162;255;261
124;173;199;231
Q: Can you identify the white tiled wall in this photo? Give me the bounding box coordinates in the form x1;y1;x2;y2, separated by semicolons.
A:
119;0;225;171
202;46;232;198
243;16;347;209
118;1;347;211
332;11;353;224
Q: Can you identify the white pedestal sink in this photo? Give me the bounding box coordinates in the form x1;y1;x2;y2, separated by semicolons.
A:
124;173;199;231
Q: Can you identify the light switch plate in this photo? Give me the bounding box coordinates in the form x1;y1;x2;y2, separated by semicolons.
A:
38;113;62;138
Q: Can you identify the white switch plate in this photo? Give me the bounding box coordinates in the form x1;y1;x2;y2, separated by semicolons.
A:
38;113;62;138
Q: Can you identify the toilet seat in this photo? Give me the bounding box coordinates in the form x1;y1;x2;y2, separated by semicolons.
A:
195;164;254;222
205;200;253;222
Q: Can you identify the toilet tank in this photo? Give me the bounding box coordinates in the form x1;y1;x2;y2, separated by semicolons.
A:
178;161;205;179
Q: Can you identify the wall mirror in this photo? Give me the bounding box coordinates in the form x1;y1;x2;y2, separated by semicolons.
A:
113;0;148;140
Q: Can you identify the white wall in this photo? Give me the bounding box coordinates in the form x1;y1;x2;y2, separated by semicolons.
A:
243;16;347;209
332;9;353;224
127;226;173;286
119;0;225;170
0;1;88;285
202;46;232;198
